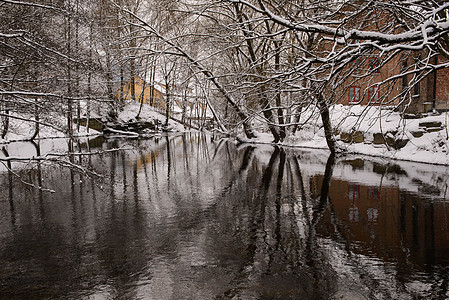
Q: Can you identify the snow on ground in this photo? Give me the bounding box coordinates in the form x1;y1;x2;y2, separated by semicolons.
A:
1;101;448;166
0;101;183;145
116;102;185;132
329;104;449;165
277;104;449;166
0;112;101;144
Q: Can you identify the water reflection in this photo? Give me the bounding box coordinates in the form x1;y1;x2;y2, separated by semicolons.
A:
0;133;448;299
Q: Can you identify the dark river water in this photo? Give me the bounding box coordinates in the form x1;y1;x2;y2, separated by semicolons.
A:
0;133;448;299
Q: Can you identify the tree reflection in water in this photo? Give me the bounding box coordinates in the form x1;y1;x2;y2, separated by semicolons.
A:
0;133;447;299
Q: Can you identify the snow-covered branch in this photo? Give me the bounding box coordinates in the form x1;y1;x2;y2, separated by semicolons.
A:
229;0;449;48
1;0;66;13
0;32;24;38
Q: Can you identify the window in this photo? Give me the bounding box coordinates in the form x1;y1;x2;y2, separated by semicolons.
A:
367;208;379;222
348;184;360;201
350;57;362;74
349;207;360;222
367;186;380;201
413;81;421;100
349;86;361;103
368;57;380;72
368;85;379;102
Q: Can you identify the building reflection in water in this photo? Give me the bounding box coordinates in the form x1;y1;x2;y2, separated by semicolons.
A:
311;172;449;275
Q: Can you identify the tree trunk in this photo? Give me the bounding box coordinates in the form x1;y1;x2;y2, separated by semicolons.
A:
129;22;137;103
260;89;281;143
136;80;146;120
105;51;115;102
120;66;124;102
316;92;336;153
130;60;136;102
75;0;80;132
136;56;149;119
1;108;9;140
150;62;156;106
290;106;302;135
86;73;91;133
66;1;73;138
30;98;39;140
86;24;93;133
181;88;187;126
274;46;286;141
165;78;170;127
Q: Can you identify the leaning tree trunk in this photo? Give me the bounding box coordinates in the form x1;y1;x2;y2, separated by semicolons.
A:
316;92;337;154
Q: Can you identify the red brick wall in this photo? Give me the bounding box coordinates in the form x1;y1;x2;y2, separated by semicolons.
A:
436;60;449;110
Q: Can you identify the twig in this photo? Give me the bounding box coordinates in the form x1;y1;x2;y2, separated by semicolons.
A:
0;160;55;193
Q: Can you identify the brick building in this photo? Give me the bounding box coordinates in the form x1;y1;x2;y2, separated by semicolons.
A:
324;3;449;113
335;53;449;113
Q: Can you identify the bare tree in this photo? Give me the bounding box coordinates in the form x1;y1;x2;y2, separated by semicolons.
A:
0;0;114;139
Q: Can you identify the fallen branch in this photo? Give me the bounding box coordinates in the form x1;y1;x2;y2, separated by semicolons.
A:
103;127;140;137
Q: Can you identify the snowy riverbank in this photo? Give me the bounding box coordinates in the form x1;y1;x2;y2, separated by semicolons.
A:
0;110;102;144
244;104;449;166
1;102;448;165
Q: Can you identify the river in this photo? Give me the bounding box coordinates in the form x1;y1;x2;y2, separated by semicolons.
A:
0;133;448;299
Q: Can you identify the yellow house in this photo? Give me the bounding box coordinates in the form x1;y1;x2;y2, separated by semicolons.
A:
118;77;166;109
117;78;214;124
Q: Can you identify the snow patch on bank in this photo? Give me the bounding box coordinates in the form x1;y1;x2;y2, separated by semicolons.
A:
247;104;449;165
0;112;101;144
331;105;449;165
115;102;185;132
